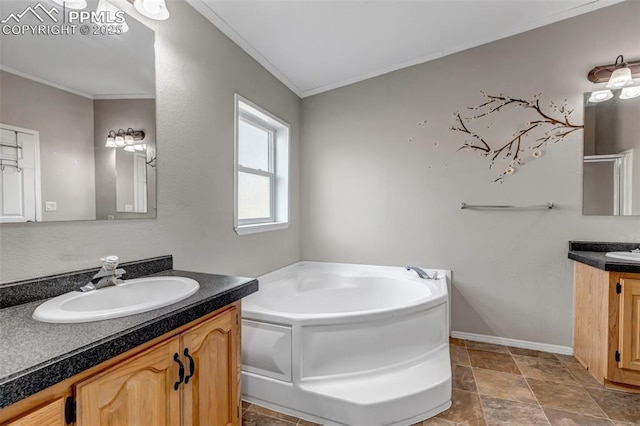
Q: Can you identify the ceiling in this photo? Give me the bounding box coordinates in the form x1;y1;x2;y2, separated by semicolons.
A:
0;0;155;98
187;0;625;98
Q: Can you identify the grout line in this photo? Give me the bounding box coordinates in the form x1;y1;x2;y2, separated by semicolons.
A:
460;341;488;425
469;362;489;425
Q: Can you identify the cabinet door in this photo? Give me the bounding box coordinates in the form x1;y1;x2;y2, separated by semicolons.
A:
75;337;182;426
619;278;640;371
181;308;239;426
5;397;66;426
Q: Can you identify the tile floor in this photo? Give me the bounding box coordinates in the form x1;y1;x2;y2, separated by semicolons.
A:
242;337;640;426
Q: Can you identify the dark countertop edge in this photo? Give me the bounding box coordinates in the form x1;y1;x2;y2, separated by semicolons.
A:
568;241;640;252
0;273;258;408
568;251;640;273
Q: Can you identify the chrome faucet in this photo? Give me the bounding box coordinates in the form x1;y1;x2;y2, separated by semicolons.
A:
80;256;126;292
406;266;437;280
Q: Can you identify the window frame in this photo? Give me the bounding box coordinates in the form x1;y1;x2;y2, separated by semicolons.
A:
234;94;290;235
237;114;276;225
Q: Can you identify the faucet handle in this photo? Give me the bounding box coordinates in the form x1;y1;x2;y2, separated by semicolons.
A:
100;255;120;271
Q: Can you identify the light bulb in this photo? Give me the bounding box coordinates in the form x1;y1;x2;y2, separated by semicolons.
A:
97;0;129;33
607;66;633;89
115;135;125;147
588;90;614;103
620;86;640;100
134;0;169;20
124;134;134;144
105;136;116;148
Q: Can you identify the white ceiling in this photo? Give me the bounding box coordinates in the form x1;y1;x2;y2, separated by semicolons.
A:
187;0;625;98
0;0;155;98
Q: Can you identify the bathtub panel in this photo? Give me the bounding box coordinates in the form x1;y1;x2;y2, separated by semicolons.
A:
242;261;452;425
299;303;447;379
242;320;292;382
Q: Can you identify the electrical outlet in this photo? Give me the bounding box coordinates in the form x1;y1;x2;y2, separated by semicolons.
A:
45;202;57;212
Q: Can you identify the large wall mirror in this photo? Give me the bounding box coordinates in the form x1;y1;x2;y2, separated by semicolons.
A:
583;89;640;216
0;0;156;223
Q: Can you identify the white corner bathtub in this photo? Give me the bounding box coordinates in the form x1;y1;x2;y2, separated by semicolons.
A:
241;262;452;426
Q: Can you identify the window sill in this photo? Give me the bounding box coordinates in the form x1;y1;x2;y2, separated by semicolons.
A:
235;222;289;235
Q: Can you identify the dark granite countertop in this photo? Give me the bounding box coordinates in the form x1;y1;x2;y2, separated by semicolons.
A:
568;241;640;273
0;269;258;408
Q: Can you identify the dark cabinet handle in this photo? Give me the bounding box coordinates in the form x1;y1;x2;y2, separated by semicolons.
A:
184;348;195;384
173;353;185;390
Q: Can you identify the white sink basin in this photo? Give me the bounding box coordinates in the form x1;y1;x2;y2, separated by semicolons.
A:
33;276;200;323
605;252;640;262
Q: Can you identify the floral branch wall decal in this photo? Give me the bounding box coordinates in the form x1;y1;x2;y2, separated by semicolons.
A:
450;91;583;182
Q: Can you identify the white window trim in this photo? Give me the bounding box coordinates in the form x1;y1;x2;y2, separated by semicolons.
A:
234;94;290;235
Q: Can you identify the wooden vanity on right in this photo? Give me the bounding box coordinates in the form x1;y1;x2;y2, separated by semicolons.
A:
569;241;640;392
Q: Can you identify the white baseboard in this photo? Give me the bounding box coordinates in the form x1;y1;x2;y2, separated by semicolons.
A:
451;331;573;356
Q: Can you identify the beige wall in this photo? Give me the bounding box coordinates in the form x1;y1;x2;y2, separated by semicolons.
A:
93;99;157;220
0;70;96;221
0;0;301;282
301;2;640;347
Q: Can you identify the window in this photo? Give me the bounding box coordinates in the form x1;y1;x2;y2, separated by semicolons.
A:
234;95;290;235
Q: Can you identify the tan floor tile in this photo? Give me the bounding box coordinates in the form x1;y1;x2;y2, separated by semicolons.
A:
243;410;298;426
527;377;607;418
508;347;559;360
513;355;577;384
453;365;477;392
465;341;510;354
585;387;640;423
543;407;614;425
450;337;466;347
564;363;602;388
473;368;537;404
467;349;521;375
554;354;582;366
249;404;300;423
480;395;549;425
451;345;471;367
436;389;487;426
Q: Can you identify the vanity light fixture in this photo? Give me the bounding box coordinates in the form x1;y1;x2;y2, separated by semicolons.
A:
588;89;614;103
588;55;640;87
52;0;87;10
105;128;145;148
619;86;640;100
129;0;169;20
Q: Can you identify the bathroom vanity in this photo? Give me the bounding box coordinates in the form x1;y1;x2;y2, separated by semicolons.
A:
0;256;258;425
568;242;640;392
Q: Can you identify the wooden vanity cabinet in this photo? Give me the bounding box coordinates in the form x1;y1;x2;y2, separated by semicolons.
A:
0;302;241;426
75;337;182;425
5;397;68;426
76;307;239;426
574;263;640;391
